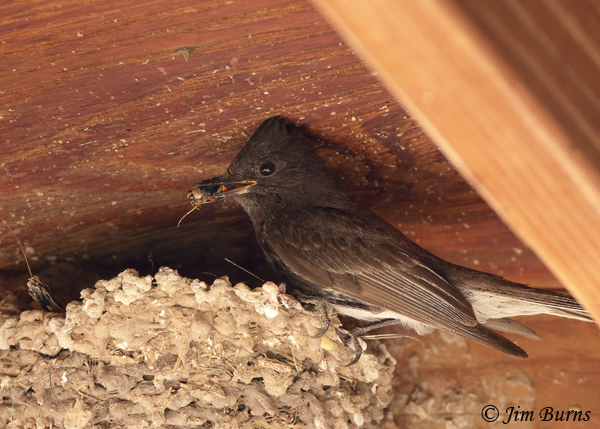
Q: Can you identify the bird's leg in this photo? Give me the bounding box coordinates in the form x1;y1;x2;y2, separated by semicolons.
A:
337;319;402;366
310;299;331;339
336;327;363;367
293;293;331;338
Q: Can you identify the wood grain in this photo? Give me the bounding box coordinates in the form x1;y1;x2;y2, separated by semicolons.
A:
0;1;598;427
313;0;600;321
0;0;550;292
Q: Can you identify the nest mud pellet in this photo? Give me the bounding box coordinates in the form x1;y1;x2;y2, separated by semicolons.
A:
0;268;396;428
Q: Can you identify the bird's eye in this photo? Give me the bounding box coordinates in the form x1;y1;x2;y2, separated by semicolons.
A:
259;162;275;176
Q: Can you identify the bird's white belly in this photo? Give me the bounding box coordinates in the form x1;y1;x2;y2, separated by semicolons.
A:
331;304;435;335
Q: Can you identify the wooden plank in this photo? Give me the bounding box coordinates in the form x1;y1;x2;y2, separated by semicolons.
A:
0;0;553;296
313;0;600;321
0;0;405;282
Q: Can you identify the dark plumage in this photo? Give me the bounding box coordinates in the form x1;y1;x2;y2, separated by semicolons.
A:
188;116;592;360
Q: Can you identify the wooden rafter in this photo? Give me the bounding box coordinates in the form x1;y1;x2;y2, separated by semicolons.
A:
313;0;600;321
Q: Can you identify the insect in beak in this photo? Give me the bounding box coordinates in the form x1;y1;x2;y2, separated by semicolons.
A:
187;179;257;204
178;179;257;227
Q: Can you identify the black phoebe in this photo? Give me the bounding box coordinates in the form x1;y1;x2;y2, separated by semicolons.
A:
188;116;592;362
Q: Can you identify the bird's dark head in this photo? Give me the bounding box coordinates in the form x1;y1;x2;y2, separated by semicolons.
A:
188;116;354;214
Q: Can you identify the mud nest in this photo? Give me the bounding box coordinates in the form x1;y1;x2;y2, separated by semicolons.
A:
0;268;396;428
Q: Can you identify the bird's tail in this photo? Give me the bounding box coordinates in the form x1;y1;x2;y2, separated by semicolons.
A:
448;265;594;324
452;322;530;359
439;265;595;357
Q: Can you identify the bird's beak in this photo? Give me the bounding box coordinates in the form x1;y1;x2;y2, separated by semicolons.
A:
187;176;257;204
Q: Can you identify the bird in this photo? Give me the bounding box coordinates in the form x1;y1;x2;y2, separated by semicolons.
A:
187;116;593;363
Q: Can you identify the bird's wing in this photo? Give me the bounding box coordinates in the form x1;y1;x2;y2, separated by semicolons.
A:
266;207;531;358
265;207;479;331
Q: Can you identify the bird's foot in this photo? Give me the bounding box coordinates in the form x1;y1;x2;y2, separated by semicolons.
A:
336;326;363;367
336;319;401;366
294;294;331;338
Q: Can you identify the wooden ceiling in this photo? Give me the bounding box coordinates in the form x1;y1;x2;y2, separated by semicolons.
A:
1;0;552;292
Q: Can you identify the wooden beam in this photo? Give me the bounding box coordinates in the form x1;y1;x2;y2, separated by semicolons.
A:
313;0;600;320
